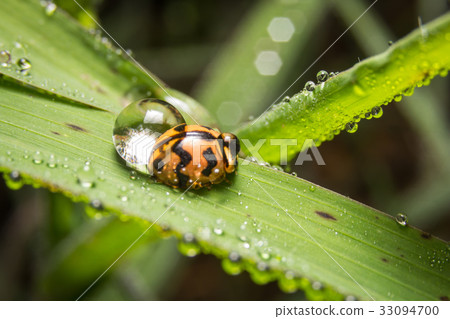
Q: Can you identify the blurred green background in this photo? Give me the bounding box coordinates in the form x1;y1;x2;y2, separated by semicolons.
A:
0;0;449;300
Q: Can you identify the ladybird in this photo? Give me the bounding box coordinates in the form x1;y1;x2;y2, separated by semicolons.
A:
148;124;240;189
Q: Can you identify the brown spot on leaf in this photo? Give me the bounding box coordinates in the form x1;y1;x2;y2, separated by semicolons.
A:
65;123;87;132
381;258;388;263
421;232;431;239
440;296;449;301
51;131;60;135
315;211;337;221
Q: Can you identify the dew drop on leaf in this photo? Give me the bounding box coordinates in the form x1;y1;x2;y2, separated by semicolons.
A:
113;98;186;174
3;170;23;190
394;95;403;102
345;122;358;133
316;70;329;83
47;154;57;168
0;50;11;66
395;213;408;226
32;151;43;164
304;81;315;91
77;164;96;188
43;1;57;16
17;58;32;74
178;233;200;257
371;106;383;118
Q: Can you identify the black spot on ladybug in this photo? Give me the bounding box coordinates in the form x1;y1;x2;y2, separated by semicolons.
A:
201;147;217;177
174;124;186;132
176;163;190;188
440;296;449;301
172;140;192;167
51;131;60;135
315;211;337;221
65;123;87;132
421;232;431;239
381;258;388;263
153;157;165;172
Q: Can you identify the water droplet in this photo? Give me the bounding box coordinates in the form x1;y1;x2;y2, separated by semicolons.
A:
291;172;297;177
32;151;43;164
113;98;186;173
89;199;104;210
258;251;271;261
228;251;241;263
312;281;323;290
77;164;96;188
62;157;69;169
9;170;21;182
130;170;137;180
282;96;290;103
309;185;316;192
44;2;57;16
0;50;11;66
403;87;414;96
371;106;383;118
178;233;201;257
213;228;223;236
316;70;329;83
278;270;298;293
304;81;315;91
345;122;358;133
388;40;394;46
394;95;402;102
222;252;242;275
395;213;408;226
237;191;242;196
17;58;32;75
3;170;23;190
47;154;57;168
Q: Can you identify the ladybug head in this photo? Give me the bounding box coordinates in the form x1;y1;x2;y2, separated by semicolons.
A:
219;132;240;174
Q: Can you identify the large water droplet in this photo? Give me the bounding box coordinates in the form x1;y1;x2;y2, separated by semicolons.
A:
113;98;185;173
316;70;329;83
395;213;408;226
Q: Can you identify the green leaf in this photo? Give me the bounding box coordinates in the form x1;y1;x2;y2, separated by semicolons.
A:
0;0;215;125
0;0;448;301
236;12;450;163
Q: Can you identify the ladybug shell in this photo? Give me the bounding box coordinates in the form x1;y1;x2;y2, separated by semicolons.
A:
148;124;236;189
